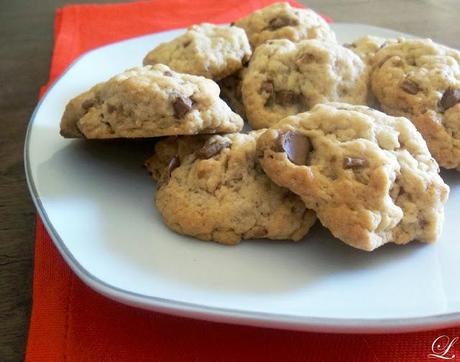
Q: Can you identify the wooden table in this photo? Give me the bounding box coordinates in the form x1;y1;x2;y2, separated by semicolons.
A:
1;0;458;360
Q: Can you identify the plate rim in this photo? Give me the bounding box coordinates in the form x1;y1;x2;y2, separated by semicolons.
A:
24;22;460;334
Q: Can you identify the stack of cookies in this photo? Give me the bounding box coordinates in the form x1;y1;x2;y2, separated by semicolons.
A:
60;2;458;252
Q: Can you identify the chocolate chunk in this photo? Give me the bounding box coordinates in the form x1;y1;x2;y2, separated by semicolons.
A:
230;22;235;26
343;157;368;169
400;79;420;95
261;81;274;94
268;16;298;30
82;99;95;110
173;96;192;118
242;54;251;66
276;90;303;106
183;40;191;47
164;70;173;77
439;87;460;112
166;156;180;179
196;139;231;159
160;156;180;185
264;85;305;108
280;131;311;165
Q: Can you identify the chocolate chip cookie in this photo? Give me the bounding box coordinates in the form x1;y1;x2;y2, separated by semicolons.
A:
143;23;251;81
148;131;316;245
234;2;335;49
241;39;368;129
344;36;398;109
256;102;449;251
344;36;396;66
60;65;243;139
371;38;460;169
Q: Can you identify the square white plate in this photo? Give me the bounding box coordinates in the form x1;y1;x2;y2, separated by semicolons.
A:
25;23;460;333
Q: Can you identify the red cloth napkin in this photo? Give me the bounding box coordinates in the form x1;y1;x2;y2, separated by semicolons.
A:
26;1;460;361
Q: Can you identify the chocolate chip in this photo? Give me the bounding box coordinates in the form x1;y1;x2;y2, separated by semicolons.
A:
159;156;180;186
230;22;235;26
82;99;95;110
173;96;192;118
268;16;298;30
276;90;303;106
166;156;180;179
343;43;356;49
343;157;368;169
183;40;191;47
196;139;231;159
261;81;274;94
439;87;460;112
280;131;311;165
400;79;420;95
242;54;251;66
164;70;173;77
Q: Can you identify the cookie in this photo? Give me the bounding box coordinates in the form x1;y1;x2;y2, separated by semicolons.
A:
241;39;368;129
145;135;209;182
148;131;316;245
234;2;335;49
344;36;394;66
218;68;247;119
256;102;449;251
343;36;398;110
60;65;243;139
371;38;460;169
143;23;251;81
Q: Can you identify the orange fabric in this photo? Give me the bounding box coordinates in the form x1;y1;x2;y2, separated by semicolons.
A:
26;1;460;361
47;0;315;84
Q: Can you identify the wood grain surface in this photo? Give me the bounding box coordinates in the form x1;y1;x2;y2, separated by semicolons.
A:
0;0;459;360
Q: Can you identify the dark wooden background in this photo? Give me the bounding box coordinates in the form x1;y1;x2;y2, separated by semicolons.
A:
1;0;459;360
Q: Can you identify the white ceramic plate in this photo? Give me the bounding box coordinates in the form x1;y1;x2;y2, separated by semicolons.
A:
25;23;460;333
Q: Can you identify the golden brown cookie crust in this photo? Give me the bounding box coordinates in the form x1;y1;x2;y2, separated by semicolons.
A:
148;131;316;245
371;38;460;169
143;23;251;81
344;36;396;66
257;102;449;251
60;65;243;139
242;39;368;129
234;2;335;49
